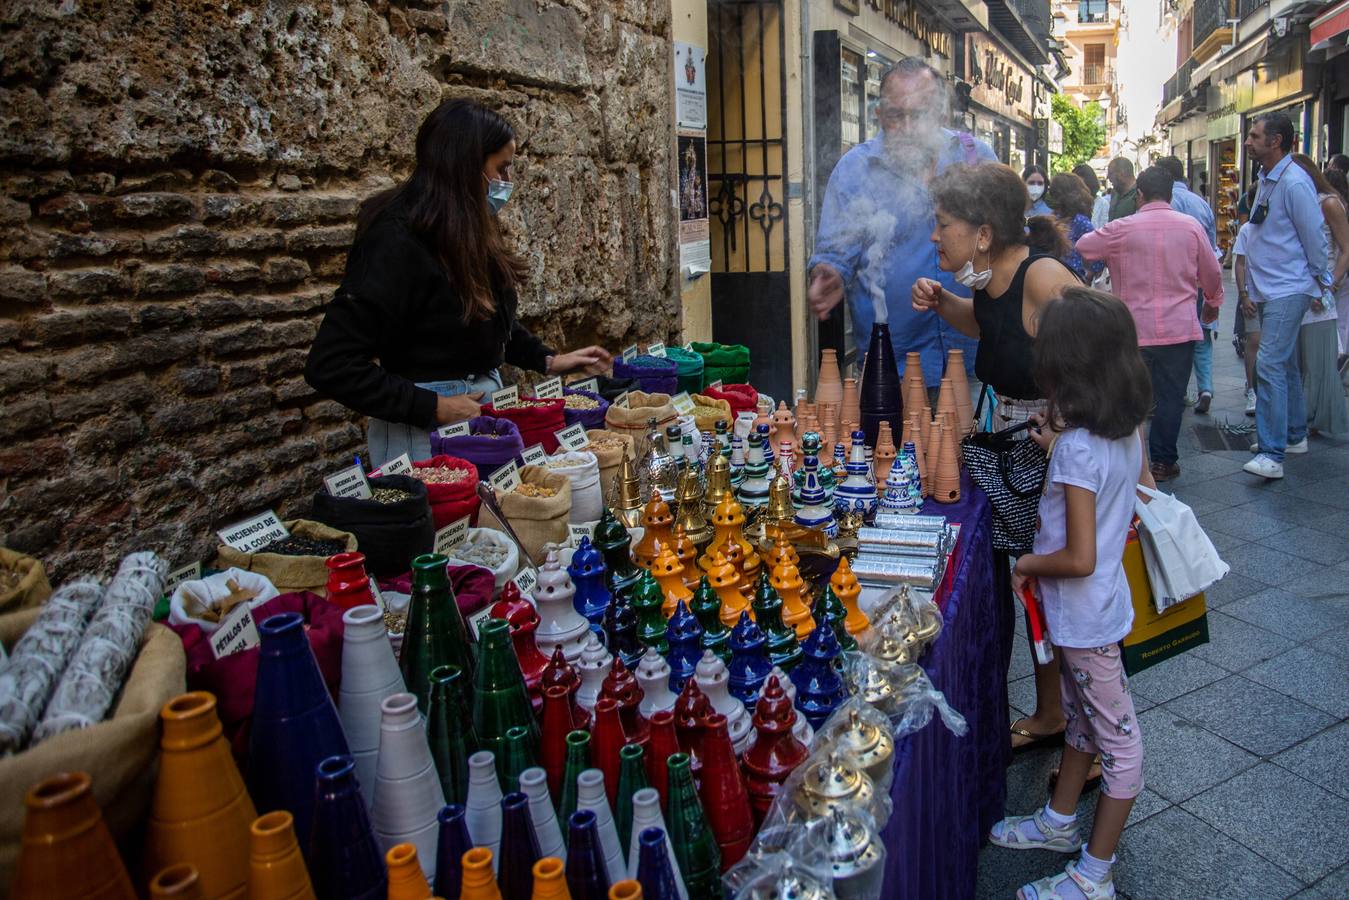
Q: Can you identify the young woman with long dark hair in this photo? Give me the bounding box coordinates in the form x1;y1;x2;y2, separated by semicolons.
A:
306;100;610;464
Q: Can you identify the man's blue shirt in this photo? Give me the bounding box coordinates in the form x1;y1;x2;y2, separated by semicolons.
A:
808;132;996;387
1245;154;1330;300
1170;181;1218;252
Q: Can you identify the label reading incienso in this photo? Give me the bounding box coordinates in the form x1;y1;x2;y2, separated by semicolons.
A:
489;460;522;495
437;421;471;438
556;423;591;451
621;344;640;362
491;384;520;410
535;376;564;399
434;516;471;556
521;443;549;467
217;511;290;554
671;391;695;415
571;377;599;394
324;464;372;500
646;341;667;357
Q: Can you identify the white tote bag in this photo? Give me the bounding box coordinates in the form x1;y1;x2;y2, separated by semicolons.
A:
1134;485;1230;613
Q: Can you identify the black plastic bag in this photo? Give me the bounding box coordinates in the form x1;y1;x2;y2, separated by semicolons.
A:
310;474;434;577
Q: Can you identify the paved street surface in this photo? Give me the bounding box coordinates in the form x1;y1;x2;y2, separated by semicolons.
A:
977;272;1349;898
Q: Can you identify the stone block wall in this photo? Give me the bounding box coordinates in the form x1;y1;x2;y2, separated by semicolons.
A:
0;0;676;580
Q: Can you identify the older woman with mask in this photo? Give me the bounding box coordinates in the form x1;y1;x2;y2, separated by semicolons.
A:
912;163;1153;771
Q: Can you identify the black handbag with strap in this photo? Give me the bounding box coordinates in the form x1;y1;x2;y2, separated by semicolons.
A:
960;389;1048;554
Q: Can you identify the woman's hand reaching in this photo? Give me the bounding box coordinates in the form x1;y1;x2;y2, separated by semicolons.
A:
912;277;943;313
547;346;613;376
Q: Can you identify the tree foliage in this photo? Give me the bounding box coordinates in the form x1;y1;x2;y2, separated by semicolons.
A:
1051;93;1108;173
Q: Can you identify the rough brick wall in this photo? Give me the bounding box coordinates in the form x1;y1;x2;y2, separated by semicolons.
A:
0;0;676;581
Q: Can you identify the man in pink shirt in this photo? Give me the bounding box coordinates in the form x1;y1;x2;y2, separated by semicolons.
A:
1076;166;1224;480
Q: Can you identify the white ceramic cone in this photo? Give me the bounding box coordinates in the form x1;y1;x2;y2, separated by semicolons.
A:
575;632;613;713
575;769;626;885
371;692;444;880
626;788;689;900
533;551;591;663
635;648;678;717
770;665;815;746
339;604;407;806
519;767;566;863
694;651;752;754
465;750;504;870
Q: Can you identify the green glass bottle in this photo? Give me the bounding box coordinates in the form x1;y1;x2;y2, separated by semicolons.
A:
401;553;476;712
752;570;802;672
614;742;649;846
498;724;536;794
595;508;642;596
426;663;477;805
558;729;591;844
472;617;538;759
665;751;722;898
631;568;669;655
813;582;858;652
689;575;731;662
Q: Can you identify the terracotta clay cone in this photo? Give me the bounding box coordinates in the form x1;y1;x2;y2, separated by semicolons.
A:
816;349;843;407
947;349;974;438
936;377;959;437
247;811;316;900
149;863;205;899
12;771;137;899
840;377;860;431
461;847;503;900
386;842;433;900
902;352;926;417
695;714;754;870
531;857;570;900
920;407;935;496
874;422;897;482
143;691;256;898
819;402;838;453
933;415;961;503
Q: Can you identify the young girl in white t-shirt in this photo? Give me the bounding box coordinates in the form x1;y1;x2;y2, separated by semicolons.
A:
989;287;1154;900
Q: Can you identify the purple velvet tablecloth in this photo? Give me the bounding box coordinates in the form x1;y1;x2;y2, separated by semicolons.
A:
881;473;1013;899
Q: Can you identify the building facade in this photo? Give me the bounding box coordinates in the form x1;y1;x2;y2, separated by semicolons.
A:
1051;0;1126;166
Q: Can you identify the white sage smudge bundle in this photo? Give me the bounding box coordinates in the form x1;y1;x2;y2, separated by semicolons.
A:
33;552;166;743
0;579;104;755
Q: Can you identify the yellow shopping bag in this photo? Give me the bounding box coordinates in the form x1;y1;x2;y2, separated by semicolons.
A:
1120;526;1209;675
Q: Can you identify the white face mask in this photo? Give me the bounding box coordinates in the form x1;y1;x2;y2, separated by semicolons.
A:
1027;184;1045;202
954;244;992;290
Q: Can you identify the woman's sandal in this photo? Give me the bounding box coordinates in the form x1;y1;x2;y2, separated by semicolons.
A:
1018;860;1116;900
1011;717;1066;753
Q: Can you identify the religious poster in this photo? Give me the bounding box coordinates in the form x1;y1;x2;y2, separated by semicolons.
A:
677;129;710;274
674;41;707;130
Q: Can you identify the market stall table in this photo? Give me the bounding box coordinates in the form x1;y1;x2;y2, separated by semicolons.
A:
881;474;1012;898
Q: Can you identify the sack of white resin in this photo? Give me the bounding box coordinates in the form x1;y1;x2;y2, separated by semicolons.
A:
33;552;167;742
542;450;603;525
446;528;520;596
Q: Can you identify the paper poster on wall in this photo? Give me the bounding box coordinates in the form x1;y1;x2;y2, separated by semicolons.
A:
677;129;711;275
674;42;707;130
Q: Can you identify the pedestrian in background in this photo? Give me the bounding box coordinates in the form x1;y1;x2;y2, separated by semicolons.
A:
1240;112;1331;480
808;58;994;390
1106;158;1139;221
1232;222;1261;416
1073;163;1111;229
1045;173;1104;284
1326;166;1349;365
1024;164;1052;218
1287;153;1349;436
1159;155;1220;414
1075;166;1224;481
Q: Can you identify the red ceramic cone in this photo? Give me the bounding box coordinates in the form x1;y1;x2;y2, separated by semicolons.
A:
591;698;627;808
539;685;576;801
697;713;754;870
493;583;551;712
541;646;589;730
672;680;711;776
644;710;680;813
599;657;647;746
740;675;809;826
